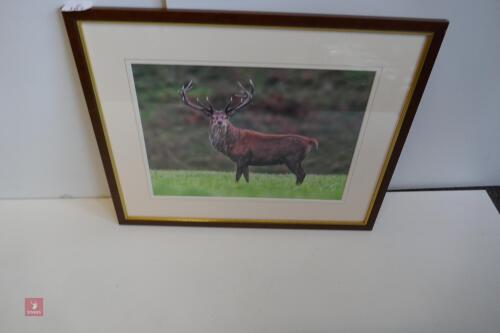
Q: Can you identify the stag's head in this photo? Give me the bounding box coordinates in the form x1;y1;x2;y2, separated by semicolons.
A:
179;80;254;132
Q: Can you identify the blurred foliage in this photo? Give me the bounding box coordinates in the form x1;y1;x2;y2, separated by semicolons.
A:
132;64;375;174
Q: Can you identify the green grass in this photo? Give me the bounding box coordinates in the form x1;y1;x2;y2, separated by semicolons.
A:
150;170;347;200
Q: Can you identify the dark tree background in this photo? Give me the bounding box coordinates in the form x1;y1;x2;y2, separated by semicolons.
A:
132;64;375;175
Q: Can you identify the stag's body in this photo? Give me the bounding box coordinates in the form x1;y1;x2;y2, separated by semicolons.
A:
180;80;318;185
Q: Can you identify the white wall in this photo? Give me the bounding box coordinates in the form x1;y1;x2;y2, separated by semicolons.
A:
0;0;499;199
2;192;500;333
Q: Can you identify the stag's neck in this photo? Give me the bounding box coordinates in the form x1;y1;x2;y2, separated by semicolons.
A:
209;122;240;155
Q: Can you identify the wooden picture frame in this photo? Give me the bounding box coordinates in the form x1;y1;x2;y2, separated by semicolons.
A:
62;7;447;229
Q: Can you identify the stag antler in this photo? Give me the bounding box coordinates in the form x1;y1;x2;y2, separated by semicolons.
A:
225;79;254;116
179;80;214;116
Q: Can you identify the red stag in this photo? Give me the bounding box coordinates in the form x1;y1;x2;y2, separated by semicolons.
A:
179;80;318;185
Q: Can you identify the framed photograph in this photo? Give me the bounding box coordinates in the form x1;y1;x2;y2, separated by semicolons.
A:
63;8;447;229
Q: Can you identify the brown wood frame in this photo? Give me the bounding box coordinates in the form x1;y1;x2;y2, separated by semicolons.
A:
62;7;448;230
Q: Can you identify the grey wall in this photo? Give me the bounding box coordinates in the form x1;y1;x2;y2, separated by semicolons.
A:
1;0;499;199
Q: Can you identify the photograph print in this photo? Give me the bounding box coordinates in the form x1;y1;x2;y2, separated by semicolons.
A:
130;64;376;201
63;8;447;227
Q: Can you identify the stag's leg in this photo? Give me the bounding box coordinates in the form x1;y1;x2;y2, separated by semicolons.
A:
235;165;243;182
243;166;250;183
296;164;306;185
286;160;306;185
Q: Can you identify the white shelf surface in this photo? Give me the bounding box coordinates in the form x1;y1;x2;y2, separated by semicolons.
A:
1;190;499;333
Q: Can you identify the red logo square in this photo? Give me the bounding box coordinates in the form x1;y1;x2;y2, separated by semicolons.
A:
25;298;43;316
